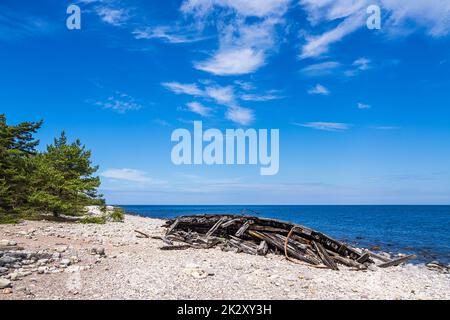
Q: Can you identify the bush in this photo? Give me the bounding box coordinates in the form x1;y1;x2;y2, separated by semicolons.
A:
108;207;125;222
79;216;106;224
0;213;20;224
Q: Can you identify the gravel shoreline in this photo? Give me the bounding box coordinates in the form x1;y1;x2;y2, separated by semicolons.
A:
1;214;449;300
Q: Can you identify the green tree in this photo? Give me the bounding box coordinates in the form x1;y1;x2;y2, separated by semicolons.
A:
0;114;42;212
27;132;104;216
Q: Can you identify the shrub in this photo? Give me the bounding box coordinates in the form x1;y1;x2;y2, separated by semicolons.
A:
79;216;106;224
108;207;125;222
0;213;20;224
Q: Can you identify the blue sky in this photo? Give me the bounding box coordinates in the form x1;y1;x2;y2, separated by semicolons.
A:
1;0;450;204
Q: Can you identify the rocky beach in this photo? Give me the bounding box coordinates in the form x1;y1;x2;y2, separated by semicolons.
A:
1;214;449;300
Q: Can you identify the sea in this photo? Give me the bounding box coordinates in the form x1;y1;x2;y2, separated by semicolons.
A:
120;205;450;265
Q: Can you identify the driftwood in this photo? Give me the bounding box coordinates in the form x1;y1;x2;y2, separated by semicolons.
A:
134;230;150;238
158;214;415;271
378;255;417;268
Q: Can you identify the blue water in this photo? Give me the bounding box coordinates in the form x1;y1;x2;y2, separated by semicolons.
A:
120;205;450;264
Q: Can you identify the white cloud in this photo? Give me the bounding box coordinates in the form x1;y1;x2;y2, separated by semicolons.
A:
162;81;235;105
186;101;212;116
96;7;129;26
184;1;290;75
101;168;152;183
181;0;291;18
162;81;285;125
94;92;142;113
205;86;235;105
357;102;371;109
299;0;450;58
195;48;266;76
308;84;330;95
344;58;372;77
225;106;255;125
162;82;203;96
300;13;365;59
132;26;207;43
294;122;350;131
382;0;450;37
234;80;255;90
353;57;371;70
371;125;400;130
301;61;341;76
240;92;282;102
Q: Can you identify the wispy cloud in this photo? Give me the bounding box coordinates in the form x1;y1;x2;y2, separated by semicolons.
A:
226;106;255;126
186;101;212;117
371;125;400;130
101;168;152;183
353;57;371;70
357;102;371;109
240;92;283;102
132;25;208;44
294;122;351;131
234;80;255;91
299;0;450;59
0;5;54;40
205;86;235;105
181;0;291;18
195;48;266;76
94;92;142;113
301;61;341;76
345;58;372;77
162;81;257;125
162;82;203;96
96;7;129;26
300;13;365;59
183;0;291;76
308;84;330;95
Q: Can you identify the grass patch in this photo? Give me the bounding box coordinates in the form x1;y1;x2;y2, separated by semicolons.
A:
79;216;106;224
108;207;125;222
0;213;20;224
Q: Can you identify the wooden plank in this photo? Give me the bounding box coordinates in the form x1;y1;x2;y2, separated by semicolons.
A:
205;217;227;237
166;219;180;235
331;255;367;270
160;245;191;251
313;241;339;270
367;251;391;263
235;220;253;237
249;230;320;265
134;230;150;238
221;218;241;228
378;255;416;268
356;252;371;264
257;241;269;256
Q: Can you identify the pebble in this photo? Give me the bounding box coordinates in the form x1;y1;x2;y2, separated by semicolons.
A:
55;246;68;253
52;252;62;259
60;259;71;267
2;288;13;294
1;213;449;300
0;278;12;289
9;272;20;281
37;267;47;274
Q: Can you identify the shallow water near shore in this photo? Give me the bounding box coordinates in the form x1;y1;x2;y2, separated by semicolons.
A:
120;205;450;265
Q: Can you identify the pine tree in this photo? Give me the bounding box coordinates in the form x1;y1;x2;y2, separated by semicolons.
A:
0;114;42;212
27;132;104;216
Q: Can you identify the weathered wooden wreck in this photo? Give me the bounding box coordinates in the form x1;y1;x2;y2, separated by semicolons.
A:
150;214;416;271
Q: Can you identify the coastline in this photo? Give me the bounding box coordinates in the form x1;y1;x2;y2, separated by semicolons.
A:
1;214;449;300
